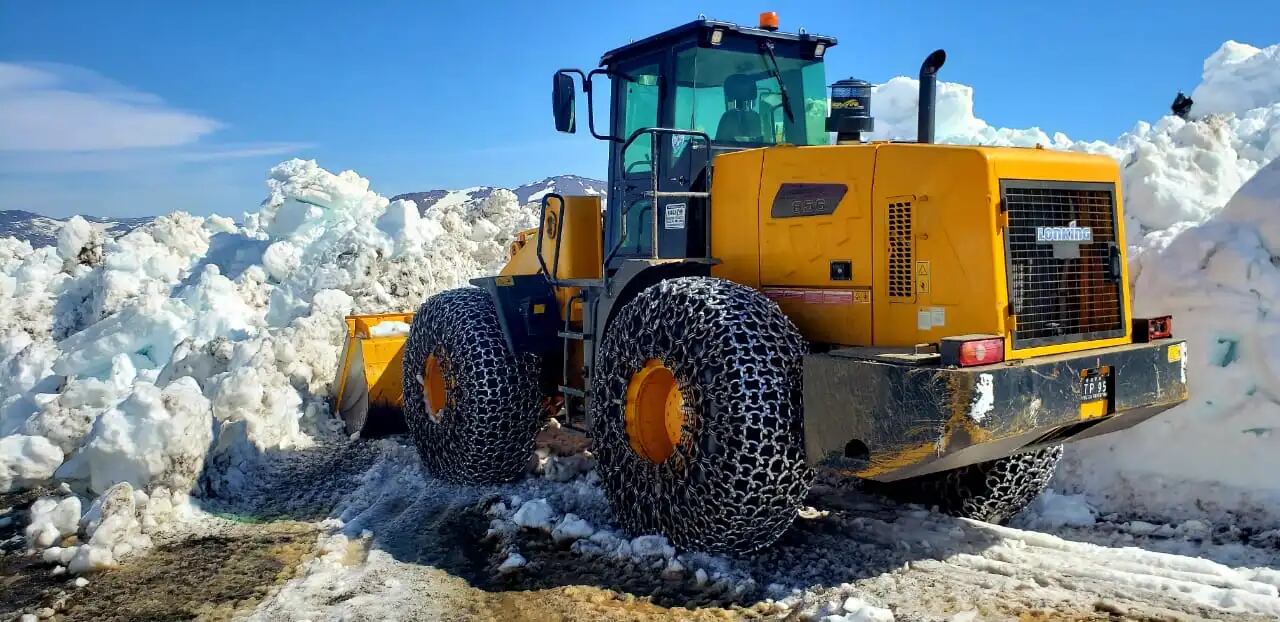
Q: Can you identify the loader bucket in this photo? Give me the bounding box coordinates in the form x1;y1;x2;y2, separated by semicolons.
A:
334;312;414;436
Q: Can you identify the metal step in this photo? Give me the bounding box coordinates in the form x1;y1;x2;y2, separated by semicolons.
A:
559;386;586;398
555;278;606;288
642;191;711;199
557;330;590;340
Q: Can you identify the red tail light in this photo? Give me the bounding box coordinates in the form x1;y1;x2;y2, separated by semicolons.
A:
1132;316;1173;342
940;335;1005;367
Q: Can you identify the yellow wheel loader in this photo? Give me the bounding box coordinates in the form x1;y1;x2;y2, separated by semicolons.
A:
335;13;1188;553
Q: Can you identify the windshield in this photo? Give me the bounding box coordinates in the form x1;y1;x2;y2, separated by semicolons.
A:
673;44;828;148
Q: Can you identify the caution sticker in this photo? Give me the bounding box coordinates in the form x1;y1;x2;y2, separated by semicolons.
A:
1167;343;1182;363
664;203;686;229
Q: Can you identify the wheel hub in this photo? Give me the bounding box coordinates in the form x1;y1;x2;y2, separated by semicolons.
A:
423;353;447;422
624;359;684;463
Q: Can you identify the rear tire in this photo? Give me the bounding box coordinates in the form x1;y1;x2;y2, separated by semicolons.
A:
870;445;1063;523
590;277;811;553
403;288;542;484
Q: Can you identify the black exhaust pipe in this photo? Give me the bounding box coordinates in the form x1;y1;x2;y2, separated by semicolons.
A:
917;49;947;144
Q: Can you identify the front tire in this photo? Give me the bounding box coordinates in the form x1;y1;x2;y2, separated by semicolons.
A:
590;277;811;553
870;445;1063;523
403;288;543;484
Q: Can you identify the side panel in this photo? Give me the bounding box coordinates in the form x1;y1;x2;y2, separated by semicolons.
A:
708;149;765;288
872;145;1004;346
757;145;877;345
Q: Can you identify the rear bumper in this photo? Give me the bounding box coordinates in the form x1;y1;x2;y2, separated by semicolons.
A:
802;340;1188;482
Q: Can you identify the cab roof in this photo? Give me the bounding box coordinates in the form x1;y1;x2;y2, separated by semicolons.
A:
600;18;837;66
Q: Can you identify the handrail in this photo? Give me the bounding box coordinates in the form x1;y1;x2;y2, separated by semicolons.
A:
536;193;570;284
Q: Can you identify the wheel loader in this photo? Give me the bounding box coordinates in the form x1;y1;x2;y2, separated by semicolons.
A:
334;13;1189;553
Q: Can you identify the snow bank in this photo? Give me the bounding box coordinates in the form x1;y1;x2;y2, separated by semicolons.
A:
0;158;536;570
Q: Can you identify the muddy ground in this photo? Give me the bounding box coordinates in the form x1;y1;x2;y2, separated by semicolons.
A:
3;433;1277;621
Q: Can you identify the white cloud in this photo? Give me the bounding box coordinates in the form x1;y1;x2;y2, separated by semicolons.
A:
0;62;221;151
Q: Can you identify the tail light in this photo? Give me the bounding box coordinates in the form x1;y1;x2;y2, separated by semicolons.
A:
940;335;1005;367
1132;316;1173;342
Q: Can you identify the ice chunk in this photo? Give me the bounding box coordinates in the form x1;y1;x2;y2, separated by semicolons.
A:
0;434;64;492
512;498;555;530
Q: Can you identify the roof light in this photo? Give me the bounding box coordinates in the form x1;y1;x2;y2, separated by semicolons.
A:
759;11;779;31
710;28;724;45
940;335;1005;368
813;42;826;58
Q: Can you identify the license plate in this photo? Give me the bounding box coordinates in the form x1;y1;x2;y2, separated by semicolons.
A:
1080;367;1108;402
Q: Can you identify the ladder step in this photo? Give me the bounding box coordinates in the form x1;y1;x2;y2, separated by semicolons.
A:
555;278;605;288
559;386;586;398
558;330;590;340
643;191;711;199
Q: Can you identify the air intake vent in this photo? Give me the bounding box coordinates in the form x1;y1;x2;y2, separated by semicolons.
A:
887;199;914;300
1003;180;1125;348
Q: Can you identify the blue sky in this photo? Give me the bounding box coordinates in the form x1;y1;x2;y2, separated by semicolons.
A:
1;1;1275;218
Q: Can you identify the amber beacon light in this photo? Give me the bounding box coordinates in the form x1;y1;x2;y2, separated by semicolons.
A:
758;11;780;31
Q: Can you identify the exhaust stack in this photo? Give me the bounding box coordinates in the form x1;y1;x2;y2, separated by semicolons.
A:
917;49;947;144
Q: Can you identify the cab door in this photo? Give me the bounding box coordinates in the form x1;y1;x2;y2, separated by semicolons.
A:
605;53;663;266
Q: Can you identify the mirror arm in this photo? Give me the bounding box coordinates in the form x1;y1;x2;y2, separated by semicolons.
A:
559;67;619;142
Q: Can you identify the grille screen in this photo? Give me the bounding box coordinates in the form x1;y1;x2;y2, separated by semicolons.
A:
1004;181;1125;348
888;199;913;300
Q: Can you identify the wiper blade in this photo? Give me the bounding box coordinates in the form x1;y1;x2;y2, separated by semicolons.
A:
760;41;795;123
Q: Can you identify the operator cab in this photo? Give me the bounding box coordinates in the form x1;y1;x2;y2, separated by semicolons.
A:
553;15;836;270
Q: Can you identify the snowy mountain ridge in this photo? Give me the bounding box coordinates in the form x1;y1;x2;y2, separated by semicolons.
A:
389;174;606;212
0;210;153;250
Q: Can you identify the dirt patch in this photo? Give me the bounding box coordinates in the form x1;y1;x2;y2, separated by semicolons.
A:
1;520;318;622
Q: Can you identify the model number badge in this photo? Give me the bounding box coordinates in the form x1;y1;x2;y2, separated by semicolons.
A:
664;203;686;229
1036;220;1093;243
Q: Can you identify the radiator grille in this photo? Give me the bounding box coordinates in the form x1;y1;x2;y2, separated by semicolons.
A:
1004;181;1125;348
888;199;913;300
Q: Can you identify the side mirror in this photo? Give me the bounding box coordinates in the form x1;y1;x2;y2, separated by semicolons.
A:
552;72;577;133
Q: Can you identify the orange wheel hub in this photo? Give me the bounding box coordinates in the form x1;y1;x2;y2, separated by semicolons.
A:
624;359;684;463
423;353;447;421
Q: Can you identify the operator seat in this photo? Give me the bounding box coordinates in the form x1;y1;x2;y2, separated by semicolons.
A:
715;74;764;144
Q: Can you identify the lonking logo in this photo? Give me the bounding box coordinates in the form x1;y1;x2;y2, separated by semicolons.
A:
1035;220;1093;244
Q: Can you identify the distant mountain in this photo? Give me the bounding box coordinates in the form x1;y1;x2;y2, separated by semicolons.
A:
390;175;606;212
0;210;153;249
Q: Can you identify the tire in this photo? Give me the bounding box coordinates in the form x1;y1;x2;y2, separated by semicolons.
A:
589;276;811;553
870;445;1063;524
403;287;543;484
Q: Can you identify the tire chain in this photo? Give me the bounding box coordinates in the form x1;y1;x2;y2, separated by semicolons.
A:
873;445;1063;524
590;277;813;553
403;287;543;484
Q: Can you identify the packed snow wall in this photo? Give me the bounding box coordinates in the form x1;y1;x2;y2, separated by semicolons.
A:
1;40;1278;567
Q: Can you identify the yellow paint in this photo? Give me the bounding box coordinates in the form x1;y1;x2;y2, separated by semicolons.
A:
705;142;1131;361
709;149;765;288
1079;399;1108;420
1167;343;1182;363
423;353;446;421
624;359;684;464
501;194;604;321
334;312;414;413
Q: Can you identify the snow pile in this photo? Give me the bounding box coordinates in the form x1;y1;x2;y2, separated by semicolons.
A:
25;481;189;573
0;158;537;570
1058;156;1280;524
